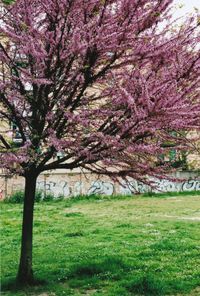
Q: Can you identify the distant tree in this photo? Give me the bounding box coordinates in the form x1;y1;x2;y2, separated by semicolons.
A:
0;0;199;285
1;0;14;5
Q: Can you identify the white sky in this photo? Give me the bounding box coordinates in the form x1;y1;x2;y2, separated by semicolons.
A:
173;0;199;19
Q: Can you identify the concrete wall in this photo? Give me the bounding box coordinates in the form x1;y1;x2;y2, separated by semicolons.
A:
0;170;199;200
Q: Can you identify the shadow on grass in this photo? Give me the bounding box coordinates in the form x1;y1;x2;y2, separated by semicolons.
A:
1;277;46;292
65;212;84;217
123;273;198;296
2;260;199;295
66;256;131;281
124;274;167;295
64;231;84;237
65;256;200;295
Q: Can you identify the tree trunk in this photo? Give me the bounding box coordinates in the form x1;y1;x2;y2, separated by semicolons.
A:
17;172;38;285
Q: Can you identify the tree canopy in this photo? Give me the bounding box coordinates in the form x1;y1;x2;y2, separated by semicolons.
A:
0;0;200;183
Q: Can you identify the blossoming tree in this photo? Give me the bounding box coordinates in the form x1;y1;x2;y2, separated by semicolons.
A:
0;0;199;285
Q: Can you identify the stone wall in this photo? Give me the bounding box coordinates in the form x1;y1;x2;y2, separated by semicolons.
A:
0;170;199;200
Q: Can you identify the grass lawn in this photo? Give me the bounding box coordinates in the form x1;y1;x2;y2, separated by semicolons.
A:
1;193;200;295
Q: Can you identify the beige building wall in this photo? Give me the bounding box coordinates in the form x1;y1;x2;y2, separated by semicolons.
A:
185;131;200;171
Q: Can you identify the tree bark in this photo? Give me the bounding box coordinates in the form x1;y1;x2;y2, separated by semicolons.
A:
17;172;38;285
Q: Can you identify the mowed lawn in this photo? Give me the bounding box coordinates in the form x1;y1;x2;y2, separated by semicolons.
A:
1;194;200;296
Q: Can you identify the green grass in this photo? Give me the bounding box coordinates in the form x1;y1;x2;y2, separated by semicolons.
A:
1;193;200;295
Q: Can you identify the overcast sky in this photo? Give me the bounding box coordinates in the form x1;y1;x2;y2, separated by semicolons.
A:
173;0;199;19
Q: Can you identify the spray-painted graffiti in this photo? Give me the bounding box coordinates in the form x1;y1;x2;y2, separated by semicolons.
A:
152;179;200;193
120;178;200;195
36;180;85;197
120;180;148;195
18;177;200;197
0;172;199;199
73;181;83;196
87;181;114;195
181;179;200;191
152;179;180;193
37;180;70;197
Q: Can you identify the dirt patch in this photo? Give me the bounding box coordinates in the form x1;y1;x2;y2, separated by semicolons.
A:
155;214;200;221
168;215;200;221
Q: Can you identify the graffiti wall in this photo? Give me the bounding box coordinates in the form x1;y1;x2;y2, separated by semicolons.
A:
0;170;199;199
119;178;200;195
